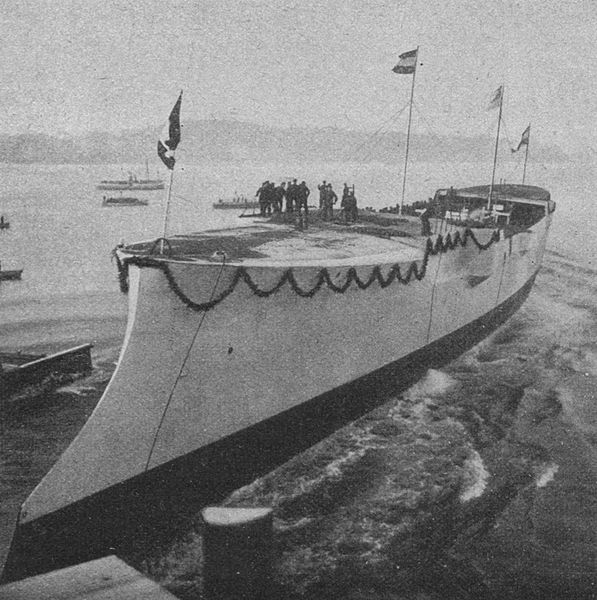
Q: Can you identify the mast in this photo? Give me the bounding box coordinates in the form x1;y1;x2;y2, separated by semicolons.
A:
522;125;530;184
157;91;183;255
160;168;176;254
399;46;419;215
487;84;504;210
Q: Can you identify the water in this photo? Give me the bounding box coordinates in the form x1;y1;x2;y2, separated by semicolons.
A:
1;160;596;599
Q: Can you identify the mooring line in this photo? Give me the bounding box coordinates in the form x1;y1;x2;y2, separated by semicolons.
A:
144;255;228;471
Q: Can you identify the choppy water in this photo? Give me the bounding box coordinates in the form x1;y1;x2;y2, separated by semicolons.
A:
1;160;596;599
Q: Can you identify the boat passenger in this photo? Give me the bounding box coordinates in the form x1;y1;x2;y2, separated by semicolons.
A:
286;179;298;213
318;180;328;208
342;183;350;203
322;183;337;221
273;182;286;213
266;182;276;215
341;187;358;223
256;180;273;217
296;181;310;215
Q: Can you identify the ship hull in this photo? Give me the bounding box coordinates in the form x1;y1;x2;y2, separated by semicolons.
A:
2;195;552;582
1;272;537;582
97;181;164;191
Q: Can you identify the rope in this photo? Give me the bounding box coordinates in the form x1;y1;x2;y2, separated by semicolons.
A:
144;254;228;471
116;228;501;312
352;102;411;163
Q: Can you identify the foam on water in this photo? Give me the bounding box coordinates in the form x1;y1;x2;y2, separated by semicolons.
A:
536;463;559;488
459;449;490;501
557;373;597;435
403;368;458;401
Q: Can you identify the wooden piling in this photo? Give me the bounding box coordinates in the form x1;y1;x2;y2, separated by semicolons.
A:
201;506;273;600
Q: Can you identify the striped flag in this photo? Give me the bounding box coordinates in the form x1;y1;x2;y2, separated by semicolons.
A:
487;85;503;110
157;91;182;170
512;124;530;152
392;48;418;74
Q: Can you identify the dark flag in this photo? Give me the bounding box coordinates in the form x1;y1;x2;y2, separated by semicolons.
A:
392;48;418;74
487;85;503;110
512;124;530;153
158;91;182;170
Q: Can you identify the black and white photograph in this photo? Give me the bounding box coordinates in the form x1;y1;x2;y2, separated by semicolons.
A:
0;1;595;598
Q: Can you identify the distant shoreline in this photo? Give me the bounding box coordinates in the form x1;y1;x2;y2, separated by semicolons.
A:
0;119;569;165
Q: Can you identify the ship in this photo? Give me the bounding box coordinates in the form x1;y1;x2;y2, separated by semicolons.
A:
101;196;148;207
97;162;165;191
212;194;259;210
97;174;165;191
1;184;554;582
1;80;553;582
0;268;22;281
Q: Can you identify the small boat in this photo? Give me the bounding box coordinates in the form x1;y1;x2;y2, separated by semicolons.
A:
0;343;93;401
97;177;164;191
0;267;22;281
212;195;259;210
98;162;165;191
102;196;148;207
0;216;9;230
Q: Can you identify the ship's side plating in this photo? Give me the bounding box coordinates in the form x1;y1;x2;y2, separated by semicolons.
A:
2;204;552;582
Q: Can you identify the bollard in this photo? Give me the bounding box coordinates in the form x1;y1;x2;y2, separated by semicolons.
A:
201;506;273;600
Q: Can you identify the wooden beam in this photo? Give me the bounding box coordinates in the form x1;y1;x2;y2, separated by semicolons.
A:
0;555;178;600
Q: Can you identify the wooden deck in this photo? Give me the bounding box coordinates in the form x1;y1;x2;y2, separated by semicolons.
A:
122;210;427;263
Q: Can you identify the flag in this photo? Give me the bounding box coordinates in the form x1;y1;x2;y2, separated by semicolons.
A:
512;124;530;153
157;91;182;170
392;48;418;74
487;85;503;110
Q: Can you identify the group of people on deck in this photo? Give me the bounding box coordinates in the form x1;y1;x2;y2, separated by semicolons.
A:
255;180;310;216
255;179;358;223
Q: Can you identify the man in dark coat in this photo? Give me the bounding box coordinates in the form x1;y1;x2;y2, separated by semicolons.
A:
341;186;358;223
256;181;271;217
297;181;310;215
318;180;327;208
322;183;337;221
273;182;286;213
286;179;298;213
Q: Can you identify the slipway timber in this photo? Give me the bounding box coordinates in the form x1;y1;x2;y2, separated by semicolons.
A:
1;185;554;583
0;344;93;401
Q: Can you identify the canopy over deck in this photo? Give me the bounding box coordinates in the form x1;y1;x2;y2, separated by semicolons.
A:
452;184;551;206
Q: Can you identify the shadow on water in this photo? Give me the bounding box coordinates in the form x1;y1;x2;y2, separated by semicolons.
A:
134;268;597;600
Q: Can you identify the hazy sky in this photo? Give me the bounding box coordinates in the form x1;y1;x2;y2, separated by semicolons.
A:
1;0;595;153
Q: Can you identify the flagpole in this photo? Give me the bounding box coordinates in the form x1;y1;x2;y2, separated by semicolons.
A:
399;46;419;216
160;165;175;254
522;125;530;184
157;90;182;255
487;84;504;211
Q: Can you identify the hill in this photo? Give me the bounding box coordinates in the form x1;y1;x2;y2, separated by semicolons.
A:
0;120;568;164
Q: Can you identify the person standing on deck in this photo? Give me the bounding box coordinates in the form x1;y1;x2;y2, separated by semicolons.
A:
318;180;327;208
297;181;310;215
342;187;358;223
286;179;298;213
342;183;350;205
322;183;337;221
273;182;286;213
256;181;268;216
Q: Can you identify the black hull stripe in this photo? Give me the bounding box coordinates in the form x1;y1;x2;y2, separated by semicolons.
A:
1;274;536;583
